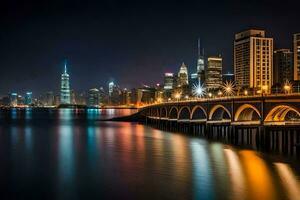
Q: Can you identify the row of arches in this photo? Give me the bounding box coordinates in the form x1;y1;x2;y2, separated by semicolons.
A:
149;104;300;122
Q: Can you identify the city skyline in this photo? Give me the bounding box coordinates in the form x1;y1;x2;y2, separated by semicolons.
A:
0;0;299;95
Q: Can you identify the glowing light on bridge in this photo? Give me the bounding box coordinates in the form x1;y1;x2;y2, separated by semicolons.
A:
221;81;235;96
192;82;206;98
283;80;292;94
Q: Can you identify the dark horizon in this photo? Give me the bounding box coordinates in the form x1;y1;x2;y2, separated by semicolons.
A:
0;0;299;96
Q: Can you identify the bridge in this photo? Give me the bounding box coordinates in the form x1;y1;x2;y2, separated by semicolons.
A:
141;94;300;126
136;94;300;155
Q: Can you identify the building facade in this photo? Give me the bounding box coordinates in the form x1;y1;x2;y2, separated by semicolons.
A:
294;33;300;80
234;29;273;92
60;63;71;104
206;56;223;91
273;49;293;84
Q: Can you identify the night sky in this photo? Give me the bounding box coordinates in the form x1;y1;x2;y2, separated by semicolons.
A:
0;0;299;96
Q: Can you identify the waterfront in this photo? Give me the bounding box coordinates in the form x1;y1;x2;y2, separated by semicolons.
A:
1;108;300;200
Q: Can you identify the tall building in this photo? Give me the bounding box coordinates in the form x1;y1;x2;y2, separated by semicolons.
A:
9;93;18;107
294;33;300;80
273;49;293;84
108;81;114;97
163;73;174;90
206;56;223;91
46;91;54;106
87;88;100;107
178;62;189;86
25;92;32;105
234;29;273;92
197;38;205;84
60;62;71;104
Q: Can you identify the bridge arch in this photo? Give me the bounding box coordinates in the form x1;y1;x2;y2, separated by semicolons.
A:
191;106;207;120
209;105;231;121
150;107;159;117
169;107;179;119
160;107;167;118
265;105;300;122
178;106;191;120
234;104;261;121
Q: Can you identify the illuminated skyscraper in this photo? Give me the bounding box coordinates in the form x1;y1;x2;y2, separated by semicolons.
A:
60;62;71;104
197;38;205;84
234;29;273;92
178;62;189;86
88;88;100;107
25;92;32;105
294;33;300;80
109;81;114;97
206;56;223;91
9;93;18;107
163;73;174;90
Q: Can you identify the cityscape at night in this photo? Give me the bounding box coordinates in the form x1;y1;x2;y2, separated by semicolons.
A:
1;0;300;200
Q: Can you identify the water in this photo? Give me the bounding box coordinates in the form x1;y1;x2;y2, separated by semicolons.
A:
0;108;300;200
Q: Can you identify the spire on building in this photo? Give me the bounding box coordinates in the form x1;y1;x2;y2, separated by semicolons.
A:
64;60;67;74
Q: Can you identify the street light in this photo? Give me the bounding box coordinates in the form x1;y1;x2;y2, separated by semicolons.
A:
283;80;292;94
244;90;248;96
175;93;181;101
208;92;212;98
262;85;268;95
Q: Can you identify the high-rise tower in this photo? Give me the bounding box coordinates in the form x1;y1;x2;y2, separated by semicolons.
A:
294;33;300;80
234;29;273;93
197;38;205;84
60;61;71;104
178;62;189;86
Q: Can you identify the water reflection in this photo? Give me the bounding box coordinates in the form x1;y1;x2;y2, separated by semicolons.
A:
190;140;215;199
58;109;75;187
1;108;300;199
275;163;300;200
240;150;277;200
224;148;246;200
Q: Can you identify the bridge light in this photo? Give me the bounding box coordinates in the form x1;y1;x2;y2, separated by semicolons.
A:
283;80;292;94
244;90;248;96
175;93;181;100
262;85;268;94
221;81;235;96
192;82;206;98
208;92;212;98
184;95;189;100
217;90;223;96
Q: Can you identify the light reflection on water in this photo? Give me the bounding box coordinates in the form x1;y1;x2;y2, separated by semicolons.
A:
0;108;299;199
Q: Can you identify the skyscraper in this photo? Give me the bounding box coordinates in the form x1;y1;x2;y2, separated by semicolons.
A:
206;56;223;91
294;33;300;80
197;38;205;84
60;62;71;104
87;88;100;107
273;49;293;84
163;73;174;90
9;93;18;107
178;62;189;86
234;29;273;92
25;92;32;106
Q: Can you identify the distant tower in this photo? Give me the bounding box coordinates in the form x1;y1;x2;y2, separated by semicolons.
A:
60;61;71;104
178;62;189;86
197;38;205;84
